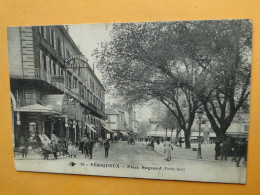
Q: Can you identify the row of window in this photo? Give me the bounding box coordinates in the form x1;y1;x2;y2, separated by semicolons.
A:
39;26;64;57
40;50;64;77
40;51;104;111
39;26;104;111
39;26;104;101
66;71;104;111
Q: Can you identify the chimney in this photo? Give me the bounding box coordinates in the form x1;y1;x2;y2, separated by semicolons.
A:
65;25;69;33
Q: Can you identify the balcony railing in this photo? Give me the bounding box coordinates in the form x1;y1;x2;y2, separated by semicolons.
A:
10;67;64;92
10;67;42;79
88;102;97;112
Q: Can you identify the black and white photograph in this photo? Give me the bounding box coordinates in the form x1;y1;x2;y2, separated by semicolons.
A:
7;19;252;184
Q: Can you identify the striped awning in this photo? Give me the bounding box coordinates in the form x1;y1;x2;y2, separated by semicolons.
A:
16;104;60;115
102;125;115;133
120;131;128;136
86;123;97;133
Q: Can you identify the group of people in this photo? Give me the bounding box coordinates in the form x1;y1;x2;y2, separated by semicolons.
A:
40;137;111;160
215;138;247;167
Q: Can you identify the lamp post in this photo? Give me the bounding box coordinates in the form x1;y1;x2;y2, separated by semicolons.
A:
65;117;69;140
196;108;204;159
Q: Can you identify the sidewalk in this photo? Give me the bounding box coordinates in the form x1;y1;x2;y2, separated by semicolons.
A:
153;142;218;162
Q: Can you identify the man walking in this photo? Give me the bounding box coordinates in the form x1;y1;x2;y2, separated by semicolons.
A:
221;139;230;161
51;140;58;160
88;139;94;159
83;137;89;158
104;139;110;158
19;136;28;158
236;140;247;167
215;138;221;160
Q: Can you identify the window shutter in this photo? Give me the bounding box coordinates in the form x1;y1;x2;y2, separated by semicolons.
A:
43;27;47;39
50;60;54;74
39;50;43;69
56;63;59;76
49;28;52;46
46;56;50;74
53;32;56;50
61;40;64;57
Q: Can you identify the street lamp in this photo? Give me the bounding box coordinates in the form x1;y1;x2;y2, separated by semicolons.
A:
196;108;204;159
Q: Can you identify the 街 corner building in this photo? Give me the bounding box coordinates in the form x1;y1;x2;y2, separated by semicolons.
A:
8;25;107;147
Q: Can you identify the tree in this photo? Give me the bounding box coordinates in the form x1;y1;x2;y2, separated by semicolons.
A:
93;19;252;147
160;109;179;143
192;20;252;140
138;121;150;138
94;21;203;148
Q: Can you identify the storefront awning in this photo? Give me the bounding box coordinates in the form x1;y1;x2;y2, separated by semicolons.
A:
86;123;97;133
15;104;60;115
102;125;115;133
38;133;51;144
42;94;78;119
120;131;128;136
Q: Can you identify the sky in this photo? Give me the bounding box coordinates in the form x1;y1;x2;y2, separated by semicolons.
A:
68;24;152;121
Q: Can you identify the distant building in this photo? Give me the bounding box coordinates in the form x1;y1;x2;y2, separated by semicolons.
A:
105;103;139;140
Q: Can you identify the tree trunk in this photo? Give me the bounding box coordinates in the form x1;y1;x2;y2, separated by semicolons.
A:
215;128;227;141
184;130;191;149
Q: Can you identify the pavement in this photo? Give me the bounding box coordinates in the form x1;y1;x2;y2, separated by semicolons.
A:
153;142;219;162
14;141;247;183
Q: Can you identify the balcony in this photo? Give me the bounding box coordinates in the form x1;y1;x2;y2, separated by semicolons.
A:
10;67;64;92
64;86;79;100
51;75;64;91
10;67;41;79
88;102;97;112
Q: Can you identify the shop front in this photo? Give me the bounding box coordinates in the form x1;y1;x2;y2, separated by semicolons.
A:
101;125;115;140
13;103;60;148
42;94;85;142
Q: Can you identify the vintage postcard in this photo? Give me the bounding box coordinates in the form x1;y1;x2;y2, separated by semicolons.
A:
8;19;252;183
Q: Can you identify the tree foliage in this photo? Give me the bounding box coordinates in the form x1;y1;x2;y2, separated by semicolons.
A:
93;19;252;146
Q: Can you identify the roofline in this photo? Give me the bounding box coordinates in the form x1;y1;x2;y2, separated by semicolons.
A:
59;26;106;91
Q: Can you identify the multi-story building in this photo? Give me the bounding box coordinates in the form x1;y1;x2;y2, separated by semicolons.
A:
8;25;106;147
105;103;139;140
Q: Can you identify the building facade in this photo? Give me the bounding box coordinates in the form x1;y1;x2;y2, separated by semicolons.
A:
105;103;139;140
8;25;106;147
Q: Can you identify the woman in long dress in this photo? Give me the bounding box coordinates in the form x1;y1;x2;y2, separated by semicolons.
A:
164;138;172;161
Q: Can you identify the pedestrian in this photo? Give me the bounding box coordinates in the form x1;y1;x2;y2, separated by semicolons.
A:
41;141;51;160
157;138;160;145
62;139;67;156
215;138;221;160
83;137;89;158
179;138;183;148
68;142;73;158
164;138;173;161
73;144;78;158
236;140;247;167
221;139;230;161
88;139;94;159
231;141;238;162
57;140;63;157
51;140;58;160
80;138;84;154
104;139;110;158
19;136;28;158
150;138;154;150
